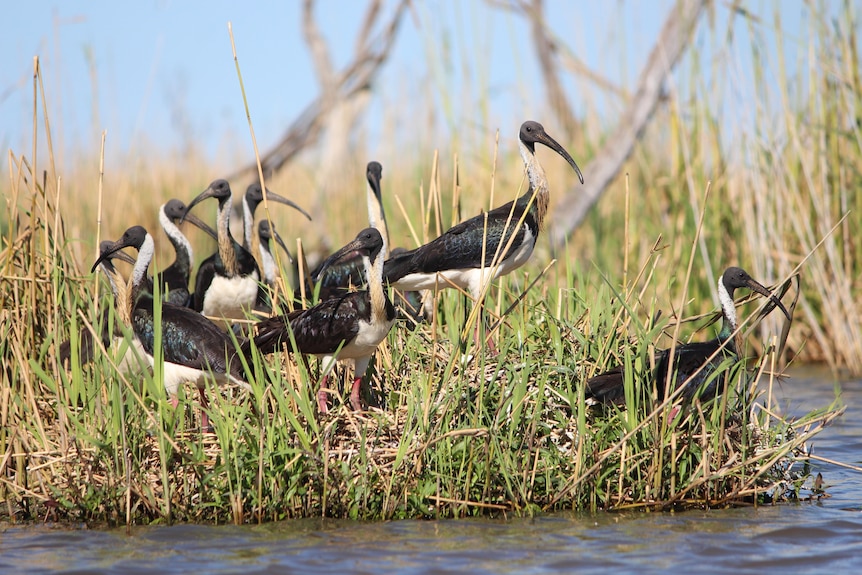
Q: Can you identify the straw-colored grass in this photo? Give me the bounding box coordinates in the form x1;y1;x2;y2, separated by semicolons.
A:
1;3;858;524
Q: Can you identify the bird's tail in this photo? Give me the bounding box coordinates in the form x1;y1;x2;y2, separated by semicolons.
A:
585;366;626;406
382;247;417;285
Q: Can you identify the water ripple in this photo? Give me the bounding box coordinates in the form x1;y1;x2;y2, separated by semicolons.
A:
2;370;861;574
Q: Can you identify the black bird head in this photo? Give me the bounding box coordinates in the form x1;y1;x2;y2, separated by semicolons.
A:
258;219;294;264
366;161;383;200
162;198;218;241
181;179;233;223
98;240;137;267
721;266;791;320
519;120;584;184
315;228;384;277
244;183;312;221
91;226;149;273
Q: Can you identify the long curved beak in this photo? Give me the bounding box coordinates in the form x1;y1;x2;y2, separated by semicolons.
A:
107;249;137;267
746;278;791;320
270;227;295;264
181;183;220;224
535;130;584;185
181;210;218;241
260;190;312;221
91;238;134;273
315;237;365;278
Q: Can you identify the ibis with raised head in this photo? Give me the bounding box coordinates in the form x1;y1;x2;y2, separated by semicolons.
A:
240;182;311;254
585;266;791;408
383;121;583;344
306;161;389;302
249;227;395;413
93;225;251;430
157;198;218;307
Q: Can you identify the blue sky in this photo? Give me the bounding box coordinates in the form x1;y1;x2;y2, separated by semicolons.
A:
2;1;815;169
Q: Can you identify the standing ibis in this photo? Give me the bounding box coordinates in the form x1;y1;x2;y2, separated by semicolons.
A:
383;121;583;345
157;198;218;307
585;266;791;408
249;227;395;413
187;181;310;319
93;225;251;430
243;184;309;310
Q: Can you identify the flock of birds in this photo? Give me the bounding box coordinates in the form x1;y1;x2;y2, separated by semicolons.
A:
61;120;790;428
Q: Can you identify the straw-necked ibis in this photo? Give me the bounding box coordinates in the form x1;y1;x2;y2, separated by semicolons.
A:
383;121;583;346
586;267;791;408
93;225;251;430
249;227;395;413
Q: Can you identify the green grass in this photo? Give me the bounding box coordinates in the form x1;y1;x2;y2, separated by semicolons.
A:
0;170;842;523
1;2;858;525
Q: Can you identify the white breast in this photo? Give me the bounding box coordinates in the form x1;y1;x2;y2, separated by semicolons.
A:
202;272;260;321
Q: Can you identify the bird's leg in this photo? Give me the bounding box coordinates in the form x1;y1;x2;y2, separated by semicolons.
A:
349;376;363;412
198;386;213;433
317;376;330;414
302;354;330;414
473;306;498;357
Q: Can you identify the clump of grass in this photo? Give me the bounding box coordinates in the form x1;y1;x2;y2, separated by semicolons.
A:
4;3;859;522
0;98;841;524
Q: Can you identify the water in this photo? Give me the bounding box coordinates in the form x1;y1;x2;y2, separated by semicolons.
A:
3;369;861;574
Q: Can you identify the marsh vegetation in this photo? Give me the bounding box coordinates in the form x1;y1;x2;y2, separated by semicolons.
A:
1;1;858;525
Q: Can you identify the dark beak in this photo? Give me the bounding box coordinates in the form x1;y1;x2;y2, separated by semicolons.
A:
180;210;218;242
315;237;366;278
746;278;791;321
91;239;133;273
270;226;294;264
181;183;220;224
535;129;584;185
260;190;312;222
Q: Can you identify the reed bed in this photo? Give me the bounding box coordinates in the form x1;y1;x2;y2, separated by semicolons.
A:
1;4;858;525
0;127;843;524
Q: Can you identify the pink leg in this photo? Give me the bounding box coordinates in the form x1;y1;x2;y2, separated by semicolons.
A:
350;376;363;412
474;319;498;356
198;386;212;432
169;395;179;409
317;376;330;414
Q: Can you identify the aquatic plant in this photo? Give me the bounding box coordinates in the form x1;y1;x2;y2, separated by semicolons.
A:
1;3;857;524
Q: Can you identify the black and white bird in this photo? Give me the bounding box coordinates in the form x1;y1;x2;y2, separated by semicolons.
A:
157;198;218;307
306;161;389;301
240;182;310;255
184;180;263;325
383;121;583;343
187;180;310;321
585;267;791;408
249;227;395;413
92;225;251;430
59;241;147;374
